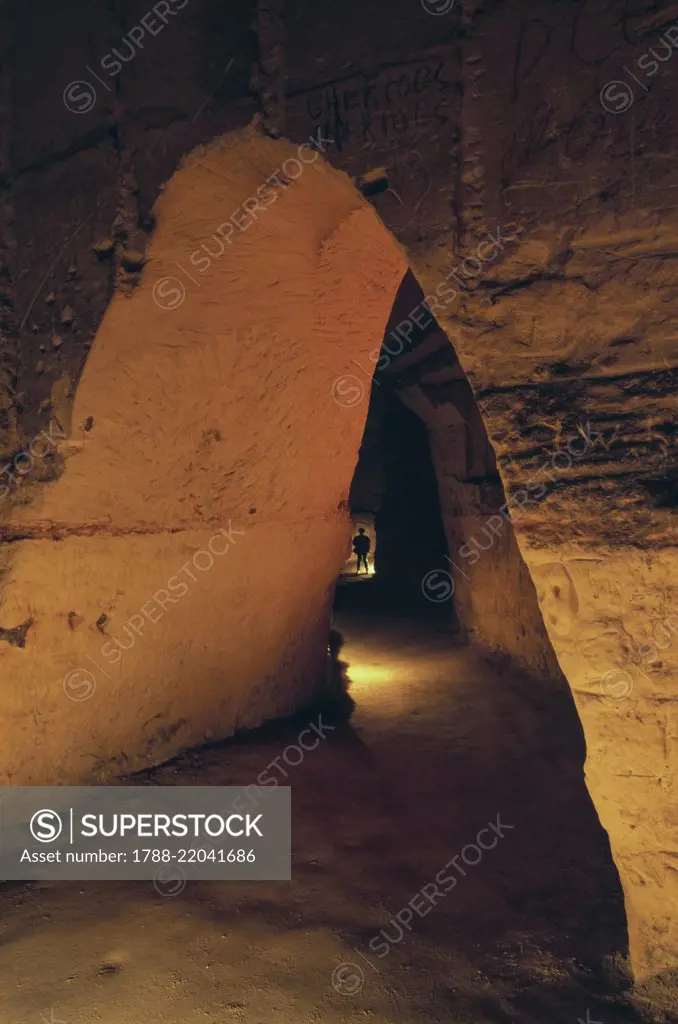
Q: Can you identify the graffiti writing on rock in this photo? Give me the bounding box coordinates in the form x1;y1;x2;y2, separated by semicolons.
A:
295;59;455;153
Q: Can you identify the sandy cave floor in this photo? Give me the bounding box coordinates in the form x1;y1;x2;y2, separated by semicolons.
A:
0;588;676;1024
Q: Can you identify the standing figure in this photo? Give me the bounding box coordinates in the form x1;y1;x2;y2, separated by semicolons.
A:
352;527;371;575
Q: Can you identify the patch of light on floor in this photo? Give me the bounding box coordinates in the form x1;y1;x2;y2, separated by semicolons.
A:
348;662;393;685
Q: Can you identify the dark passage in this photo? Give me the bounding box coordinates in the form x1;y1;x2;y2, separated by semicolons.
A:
340;351;455;625
321;269;636;1024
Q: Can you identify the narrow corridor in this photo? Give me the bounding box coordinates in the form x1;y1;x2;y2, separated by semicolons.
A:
0;587;646;1024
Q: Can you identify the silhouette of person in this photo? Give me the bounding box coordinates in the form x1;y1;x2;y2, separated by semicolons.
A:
352;527;371;574
323;627;355;720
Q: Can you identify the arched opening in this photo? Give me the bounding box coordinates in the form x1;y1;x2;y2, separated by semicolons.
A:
324;261;629;1013
334;265;560;671
0;126;661;1014
338;332;454;622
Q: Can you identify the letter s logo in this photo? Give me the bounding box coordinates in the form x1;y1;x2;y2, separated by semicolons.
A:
30;809;63;843
152;276;186;311
368;936;391;958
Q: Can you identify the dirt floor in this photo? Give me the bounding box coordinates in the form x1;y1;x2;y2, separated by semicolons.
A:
1;582;676;1024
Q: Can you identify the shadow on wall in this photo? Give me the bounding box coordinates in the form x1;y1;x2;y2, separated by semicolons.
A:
316;627;355;721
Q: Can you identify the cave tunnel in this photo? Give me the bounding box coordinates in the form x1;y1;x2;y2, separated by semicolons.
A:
0;0;677;1021
336;271;458;621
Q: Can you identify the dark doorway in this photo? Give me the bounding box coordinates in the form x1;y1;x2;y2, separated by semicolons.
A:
338;356;456;626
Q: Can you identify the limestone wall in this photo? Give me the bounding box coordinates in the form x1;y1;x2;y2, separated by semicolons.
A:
0;129;407;782
0;0;676;980
281;0;678;980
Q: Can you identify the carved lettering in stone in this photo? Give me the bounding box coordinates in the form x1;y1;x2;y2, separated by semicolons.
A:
289;58;456;157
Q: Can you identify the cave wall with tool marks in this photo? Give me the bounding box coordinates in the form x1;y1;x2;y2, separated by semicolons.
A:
0;0;676;982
